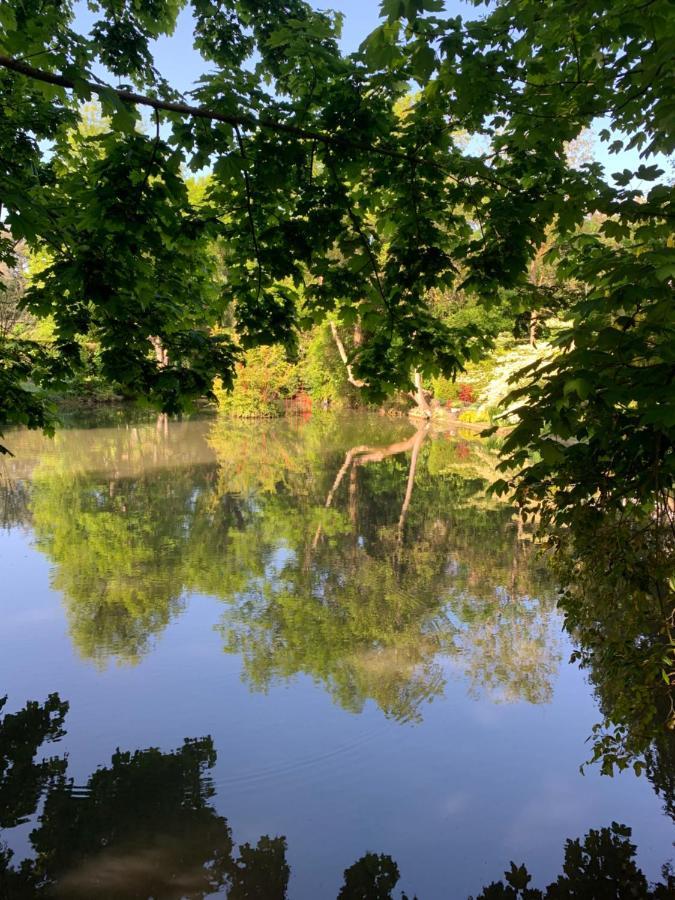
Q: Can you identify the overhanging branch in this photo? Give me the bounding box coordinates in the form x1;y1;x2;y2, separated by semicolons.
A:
0;53;424;166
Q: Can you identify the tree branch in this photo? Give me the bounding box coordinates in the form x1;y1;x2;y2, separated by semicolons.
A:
330;321;366;388
0;53;428;167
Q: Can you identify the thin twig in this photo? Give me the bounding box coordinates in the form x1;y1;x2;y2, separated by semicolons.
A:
138;107;161;195
234;125;262;303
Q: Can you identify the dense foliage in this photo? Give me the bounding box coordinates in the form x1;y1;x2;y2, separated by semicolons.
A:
212;344;300;416
2;0;670;434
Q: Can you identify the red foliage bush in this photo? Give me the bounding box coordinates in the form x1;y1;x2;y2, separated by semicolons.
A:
458;383;475;404
285;391;312;413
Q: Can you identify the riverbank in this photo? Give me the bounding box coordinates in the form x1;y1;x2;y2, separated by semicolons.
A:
46;332;552;428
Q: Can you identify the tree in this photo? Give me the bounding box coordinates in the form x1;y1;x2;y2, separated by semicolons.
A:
0;0;569;445
0;0;670;440
0;235;30;339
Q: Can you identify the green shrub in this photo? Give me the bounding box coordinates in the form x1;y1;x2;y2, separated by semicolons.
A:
458;407;492;424
214;345;300;417
429;373;459;404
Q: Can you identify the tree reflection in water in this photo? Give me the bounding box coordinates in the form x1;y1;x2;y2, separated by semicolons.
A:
0;415;558;723
214;421;557;721
0;694;287;899
1;696;673;899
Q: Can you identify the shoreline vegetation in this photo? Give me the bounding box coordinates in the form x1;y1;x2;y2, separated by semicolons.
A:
42;329;550;429
3;224;556;431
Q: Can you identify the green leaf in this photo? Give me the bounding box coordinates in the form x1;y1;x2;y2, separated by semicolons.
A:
411;44;435;83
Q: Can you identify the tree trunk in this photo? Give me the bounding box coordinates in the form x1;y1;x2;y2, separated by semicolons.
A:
409;370;432;418
529;310;538;347
150;335;169;367
330;324;434;419
329;322;366;388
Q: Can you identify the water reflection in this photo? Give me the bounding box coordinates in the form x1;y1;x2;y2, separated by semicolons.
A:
1;414;674;893
1;695;673;899
0;694;286;898
0;415;558;720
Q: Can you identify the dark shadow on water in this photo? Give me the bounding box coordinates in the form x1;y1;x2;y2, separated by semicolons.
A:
0;693;285;899
1;695;673;899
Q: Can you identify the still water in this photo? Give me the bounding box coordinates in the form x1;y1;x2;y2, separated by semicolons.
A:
0;412;672;898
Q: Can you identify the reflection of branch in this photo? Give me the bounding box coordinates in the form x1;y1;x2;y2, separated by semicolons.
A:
324;446;365;507
312;428;428;549
312;444;368;548
329;322;366;388
352;433;423;465
397;428;425;544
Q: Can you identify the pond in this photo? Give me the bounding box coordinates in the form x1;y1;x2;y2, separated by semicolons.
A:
0;412;672;898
